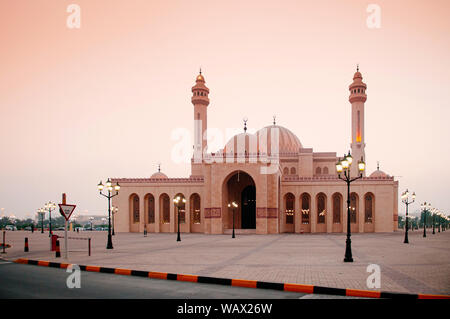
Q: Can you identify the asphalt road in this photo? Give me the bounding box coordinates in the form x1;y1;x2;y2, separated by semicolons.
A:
0;260;305;299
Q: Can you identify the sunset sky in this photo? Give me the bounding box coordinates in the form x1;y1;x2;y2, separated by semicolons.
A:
0;0;449;219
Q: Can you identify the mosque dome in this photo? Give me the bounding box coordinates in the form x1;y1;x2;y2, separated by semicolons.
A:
223;125;302;155
257;125;302;153
151;171;168;179
369;169;389;178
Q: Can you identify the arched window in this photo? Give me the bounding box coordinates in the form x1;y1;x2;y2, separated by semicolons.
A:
350;193;358;223
174;194;186;224
301;193;310;224
160;194;170;224
290;167;296;175
323;167;329;174
317;193;326;224
283;167;289;175
147;194;155;224
332;193;342;224
131;194;140;223
190;193;201;224
364;193;374;223
285;193;295;224
316;167;322;175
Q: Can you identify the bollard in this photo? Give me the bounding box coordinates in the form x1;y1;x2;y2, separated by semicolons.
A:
88;238;91;256
24;237;29;252
55;240;61;258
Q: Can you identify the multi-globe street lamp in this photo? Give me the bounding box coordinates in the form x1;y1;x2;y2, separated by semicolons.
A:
421;202;431;237
44;202;57;237
37;208;45;233
97;178;120;249
228;201;238;238
336;151;365;263
431;208;437;235
401;189;416;244
173;196;186;242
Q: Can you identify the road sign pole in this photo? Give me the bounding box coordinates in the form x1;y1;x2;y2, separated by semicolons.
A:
64;219;68;259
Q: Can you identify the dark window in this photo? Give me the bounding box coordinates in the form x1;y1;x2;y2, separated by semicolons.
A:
147;194;155;224
132;195;140;223
317;193;326;224
365;193;374;223
333;194;341;224
350;193;357;223
285;193;294;224
301;193;310;224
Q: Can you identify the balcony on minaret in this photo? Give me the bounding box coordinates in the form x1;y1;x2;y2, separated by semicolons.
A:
349;70;367;103
191;73;210;106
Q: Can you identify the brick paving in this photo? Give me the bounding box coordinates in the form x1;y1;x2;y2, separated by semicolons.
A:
1;229;449;295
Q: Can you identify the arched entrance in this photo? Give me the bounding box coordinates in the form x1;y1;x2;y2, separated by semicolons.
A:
241;185;256;229
223;171;256;230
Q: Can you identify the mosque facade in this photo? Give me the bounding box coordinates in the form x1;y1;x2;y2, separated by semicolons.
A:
112;69;398;234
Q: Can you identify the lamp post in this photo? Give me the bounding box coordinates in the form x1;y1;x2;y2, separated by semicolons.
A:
431;208;436;235
45;202;56;237
38;208;45;233
173;196;186;242
336;151;365;263
401;189;415;244
111;206;118;235
97;178;120;249
228;201;238;238
421;202;431;237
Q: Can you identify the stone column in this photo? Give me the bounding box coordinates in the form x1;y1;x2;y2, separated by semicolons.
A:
155;194;160;233
185;196;191;233
311;194;316;233
359;194;364;233
327;194;333;233
139;195;145;233
295;193;301;233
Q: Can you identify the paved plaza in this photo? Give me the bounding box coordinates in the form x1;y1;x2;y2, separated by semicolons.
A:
1;229;449;295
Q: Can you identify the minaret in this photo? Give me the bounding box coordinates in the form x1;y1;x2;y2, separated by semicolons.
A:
349;66;367;177
192;70;210;161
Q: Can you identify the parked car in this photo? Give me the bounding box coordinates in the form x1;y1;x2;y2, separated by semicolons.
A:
5;225;17;231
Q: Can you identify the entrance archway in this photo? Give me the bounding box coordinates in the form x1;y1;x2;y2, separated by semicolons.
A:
241;185;256;229
223;171;256;230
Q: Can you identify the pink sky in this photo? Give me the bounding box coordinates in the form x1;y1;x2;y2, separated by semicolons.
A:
0;0;449;219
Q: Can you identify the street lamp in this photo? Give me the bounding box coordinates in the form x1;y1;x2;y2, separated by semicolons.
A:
228;201;238;238
97;178;120;249
431;208;436;235
401;189;415;244
173;196;186;242
44;202;57;237
336;151;365;263
38;208;45;233
421;202;431;237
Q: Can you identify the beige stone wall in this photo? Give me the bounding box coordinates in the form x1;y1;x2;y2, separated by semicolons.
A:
112;168;397;234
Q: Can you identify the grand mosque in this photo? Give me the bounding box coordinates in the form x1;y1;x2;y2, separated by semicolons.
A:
111;69;398;234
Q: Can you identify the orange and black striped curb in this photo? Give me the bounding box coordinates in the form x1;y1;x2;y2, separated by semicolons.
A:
14;258;450;299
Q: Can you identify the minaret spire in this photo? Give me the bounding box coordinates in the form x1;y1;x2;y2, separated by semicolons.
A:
349;67;367;177
192;70;210;162
243;117;248;133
